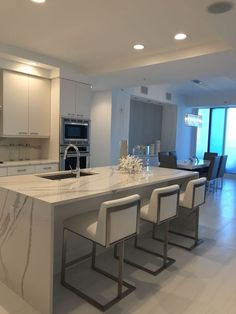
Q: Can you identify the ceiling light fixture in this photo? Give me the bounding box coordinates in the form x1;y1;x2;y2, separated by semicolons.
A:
133;44;144;50
31;0;46;3
174;33;187;40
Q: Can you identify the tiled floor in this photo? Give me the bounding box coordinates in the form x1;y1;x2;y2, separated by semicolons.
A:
1;177;236;314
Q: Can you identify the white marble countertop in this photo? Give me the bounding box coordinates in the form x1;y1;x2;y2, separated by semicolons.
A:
0;159;59;167
0;166;197;205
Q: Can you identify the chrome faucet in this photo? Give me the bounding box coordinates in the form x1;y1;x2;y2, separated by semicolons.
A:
64;144;80;178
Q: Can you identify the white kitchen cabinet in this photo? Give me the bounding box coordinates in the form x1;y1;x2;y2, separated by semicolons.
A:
35;163;58;173
60;79;76;117
2;71;29;136
0;70;51;138
0;168;7;177
76;83;91;118
60;79;91;118
8;165;35;176
29;76;51;137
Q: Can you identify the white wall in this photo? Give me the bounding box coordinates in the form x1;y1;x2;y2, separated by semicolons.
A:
175;104;195;159
41;78;60;160
90;91;112;167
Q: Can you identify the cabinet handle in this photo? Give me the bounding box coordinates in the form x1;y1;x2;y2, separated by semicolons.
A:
43;166;52;170
18;132;28;135
30;132;39;135
17;169;27;172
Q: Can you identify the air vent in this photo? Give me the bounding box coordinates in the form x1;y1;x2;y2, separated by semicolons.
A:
140;86;148;95
166;92;172;101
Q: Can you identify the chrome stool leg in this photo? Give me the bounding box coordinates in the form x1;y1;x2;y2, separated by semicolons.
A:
156;208;204;251
61;229;136;311
120;221;175;276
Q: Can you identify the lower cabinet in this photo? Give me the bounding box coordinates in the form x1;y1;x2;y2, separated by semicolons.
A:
0;162;59;177
35;163;58;173
8;165;35;176
0;168;7;177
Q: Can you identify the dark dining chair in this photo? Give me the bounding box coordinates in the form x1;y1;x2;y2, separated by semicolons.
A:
158;152;169;159
203;152;218;161
204;156;221;192
169;151;177;157
159;155;177;169
217;155;228;189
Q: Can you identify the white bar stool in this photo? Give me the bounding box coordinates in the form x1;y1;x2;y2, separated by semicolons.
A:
168;177;206;250
122;185;180;276
61;194;140;312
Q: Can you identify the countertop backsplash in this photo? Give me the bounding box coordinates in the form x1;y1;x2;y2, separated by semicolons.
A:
0;138;42;162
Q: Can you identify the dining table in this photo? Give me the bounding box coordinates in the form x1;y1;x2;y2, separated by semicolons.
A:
177;159;210;171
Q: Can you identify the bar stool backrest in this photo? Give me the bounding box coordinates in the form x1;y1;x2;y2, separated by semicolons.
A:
96;194;140;247
181;177;206;209
148;185;179;224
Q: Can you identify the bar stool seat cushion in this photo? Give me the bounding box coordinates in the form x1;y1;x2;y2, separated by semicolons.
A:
64;210;99;243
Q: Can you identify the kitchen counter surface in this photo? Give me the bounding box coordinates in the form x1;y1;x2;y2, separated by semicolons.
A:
0;166;197;205
0;159;59;167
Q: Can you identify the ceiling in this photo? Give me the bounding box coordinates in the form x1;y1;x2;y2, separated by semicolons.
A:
1;0;236;92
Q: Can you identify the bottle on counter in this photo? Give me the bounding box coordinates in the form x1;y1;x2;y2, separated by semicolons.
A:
25;144;31;160
18;144;25;160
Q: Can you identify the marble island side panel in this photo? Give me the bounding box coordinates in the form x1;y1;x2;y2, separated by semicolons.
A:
0;187;53;314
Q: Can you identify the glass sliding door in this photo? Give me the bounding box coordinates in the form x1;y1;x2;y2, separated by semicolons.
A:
224;108;236;173
196;108;210;159
209;108;226;155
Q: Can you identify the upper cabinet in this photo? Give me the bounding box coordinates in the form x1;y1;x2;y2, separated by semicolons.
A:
2;71;29;136
0;70;51;138
60;78;91;119
28;76;51;137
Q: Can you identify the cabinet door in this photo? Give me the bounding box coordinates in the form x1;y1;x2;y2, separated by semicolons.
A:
35;163;58;173
60;79;76;117
75;83;91;118
3;71;28;136
7;165;35;176
29;76;51;137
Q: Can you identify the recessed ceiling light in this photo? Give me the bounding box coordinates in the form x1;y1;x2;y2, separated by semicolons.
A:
207;1;233;14
174;33;187;40
133;44;144;50
31;0;46;3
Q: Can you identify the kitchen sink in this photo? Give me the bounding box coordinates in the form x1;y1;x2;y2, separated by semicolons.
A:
39;171;96;180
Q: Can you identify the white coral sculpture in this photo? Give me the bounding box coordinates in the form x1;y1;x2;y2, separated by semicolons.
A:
118;155;143;173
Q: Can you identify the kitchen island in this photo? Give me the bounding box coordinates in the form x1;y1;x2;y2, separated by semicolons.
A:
0;166;198;314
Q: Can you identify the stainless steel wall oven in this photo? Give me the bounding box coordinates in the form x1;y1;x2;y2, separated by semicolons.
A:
60;117;90;170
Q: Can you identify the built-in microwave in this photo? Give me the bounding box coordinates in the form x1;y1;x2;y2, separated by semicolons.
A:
61;117;90;144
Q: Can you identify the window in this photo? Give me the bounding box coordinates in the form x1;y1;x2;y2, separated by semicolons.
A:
209;108;226;155
196;109;210;159
225;108;236;173
195;107;236;173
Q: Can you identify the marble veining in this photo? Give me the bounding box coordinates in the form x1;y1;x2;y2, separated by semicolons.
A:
0;191;33;297
0;188;52;314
